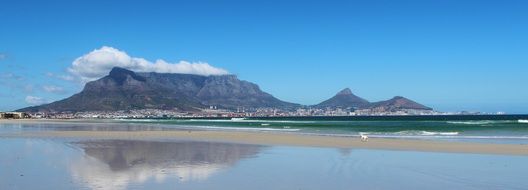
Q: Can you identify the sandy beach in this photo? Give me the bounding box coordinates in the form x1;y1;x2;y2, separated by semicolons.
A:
2;119;527;155
2;119;528;190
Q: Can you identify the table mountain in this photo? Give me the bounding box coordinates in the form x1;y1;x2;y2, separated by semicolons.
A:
19;67;299;112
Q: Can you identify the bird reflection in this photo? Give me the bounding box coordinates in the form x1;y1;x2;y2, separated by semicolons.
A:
69;140;263;190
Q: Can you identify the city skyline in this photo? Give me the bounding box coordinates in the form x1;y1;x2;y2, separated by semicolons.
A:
1;0;527;113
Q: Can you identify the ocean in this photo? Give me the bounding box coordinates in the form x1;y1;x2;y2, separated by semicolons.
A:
114;115;528;144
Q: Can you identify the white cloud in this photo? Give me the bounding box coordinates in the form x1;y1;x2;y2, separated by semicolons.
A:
68;46;229;83
43;85;65;94
0;53;5;60
25;96;48;106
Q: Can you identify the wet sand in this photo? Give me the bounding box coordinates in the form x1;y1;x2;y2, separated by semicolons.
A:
2;119;528;155
2;128;526;155
3;119;528;189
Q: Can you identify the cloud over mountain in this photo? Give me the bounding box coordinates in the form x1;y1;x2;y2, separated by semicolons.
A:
67;46;229;83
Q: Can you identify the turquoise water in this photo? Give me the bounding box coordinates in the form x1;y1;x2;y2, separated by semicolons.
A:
1;115;528;144
113;115;528;144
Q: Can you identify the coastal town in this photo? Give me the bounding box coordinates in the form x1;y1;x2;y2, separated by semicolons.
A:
1;107;490;120
0;112;29;119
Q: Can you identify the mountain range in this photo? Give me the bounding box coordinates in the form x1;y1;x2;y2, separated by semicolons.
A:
315;88;432;111
18;67;431;112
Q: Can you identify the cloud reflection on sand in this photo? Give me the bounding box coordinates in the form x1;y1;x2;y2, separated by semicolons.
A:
69;140;263;190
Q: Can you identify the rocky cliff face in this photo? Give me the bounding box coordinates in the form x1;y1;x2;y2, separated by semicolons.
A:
19;67;298;112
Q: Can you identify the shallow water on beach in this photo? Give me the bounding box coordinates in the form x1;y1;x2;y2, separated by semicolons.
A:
1;135;527;190
4;117;528;144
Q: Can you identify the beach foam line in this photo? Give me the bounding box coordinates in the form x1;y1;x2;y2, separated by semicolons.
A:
359;131;459;136
173;125;301;132
116;118;317;124
187;119;316;124
114;119;163;122
396;130;459;136
518;119;528;123
20;130;527;155
446;120;516;125
358;134;528;140
420;131;459;135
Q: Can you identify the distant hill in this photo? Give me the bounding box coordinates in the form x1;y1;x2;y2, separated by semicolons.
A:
18;67;299;112
315;89;431;111
368;96;432;111
314;88;370;109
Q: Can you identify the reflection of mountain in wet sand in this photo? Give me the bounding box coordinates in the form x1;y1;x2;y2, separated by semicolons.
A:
70;140;263;190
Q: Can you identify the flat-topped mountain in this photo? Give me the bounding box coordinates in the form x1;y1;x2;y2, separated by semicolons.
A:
315;88;370;109
18;68;433;113
19;67;299;112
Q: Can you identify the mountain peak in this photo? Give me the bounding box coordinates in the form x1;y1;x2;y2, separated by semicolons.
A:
337;88;353;95
369;96;432;111
108;67;146;84
315;88;369;108
392;96;405;100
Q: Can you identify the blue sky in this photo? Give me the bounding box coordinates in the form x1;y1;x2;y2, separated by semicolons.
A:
1;0;527;113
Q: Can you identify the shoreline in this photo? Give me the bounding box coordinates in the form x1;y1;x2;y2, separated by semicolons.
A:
1;119;528;155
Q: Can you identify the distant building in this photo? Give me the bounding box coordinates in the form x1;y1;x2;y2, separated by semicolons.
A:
0;112;28;119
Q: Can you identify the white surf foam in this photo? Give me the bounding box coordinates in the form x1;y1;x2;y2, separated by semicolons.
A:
419;131;459;135
178;125;301;132
114;119;160;122
187;119;316;124
362;130;459;136
518;119;528;123
446;120;514;125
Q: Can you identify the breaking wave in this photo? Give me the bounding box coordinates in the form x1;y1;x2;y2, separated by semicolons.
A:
177;125;301;132
187;119;316;124
446;120;515;125
362;130;459;136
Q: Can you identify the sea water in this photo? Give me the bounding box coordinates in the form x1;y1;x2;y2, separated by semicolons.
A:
114;115;528;144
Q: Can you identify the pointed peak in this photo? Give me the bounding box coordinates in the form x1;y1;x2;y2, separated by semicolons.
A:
337;88;353;95
392;96;405;99
315;88;369;108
